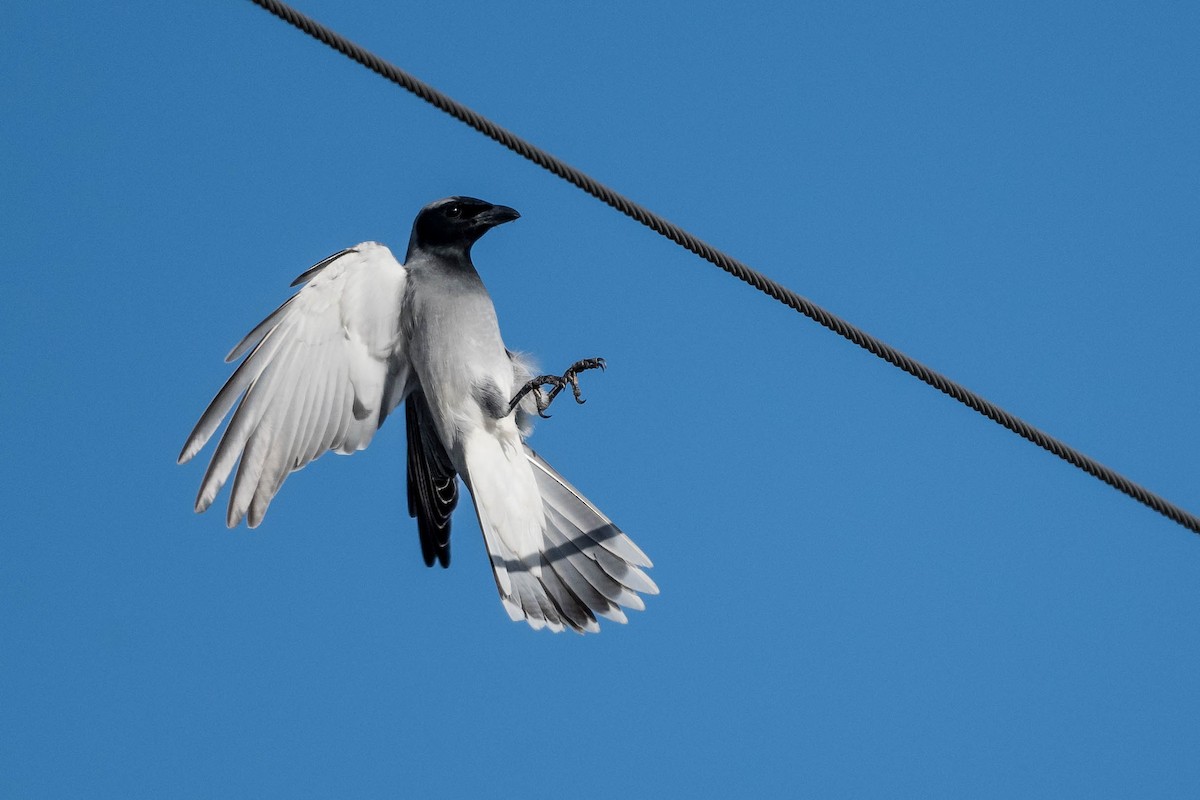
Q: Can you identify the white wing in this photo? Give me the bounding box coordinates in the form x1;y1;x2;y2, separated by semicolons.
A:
179;242;412;528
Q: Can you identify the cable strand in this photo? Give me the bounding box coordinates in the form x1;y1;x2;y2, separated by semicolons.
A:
244;0;1200;536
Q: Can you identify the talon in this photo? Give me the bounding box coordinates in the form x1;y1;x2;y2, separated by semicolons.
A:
507;357;607;418
560;357;606;405
534;386;554;418
567;373;586;404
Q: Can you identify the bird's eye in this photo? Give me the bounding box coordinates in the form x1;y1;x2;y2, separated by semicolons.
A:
445;204;462;218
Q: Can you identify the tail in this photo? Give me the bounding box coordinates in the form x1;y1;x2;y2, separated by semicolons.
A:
462;430;657;633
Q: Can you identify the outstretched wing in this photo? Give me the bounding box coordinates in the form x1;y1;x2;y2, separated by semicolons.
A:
179;242;412;528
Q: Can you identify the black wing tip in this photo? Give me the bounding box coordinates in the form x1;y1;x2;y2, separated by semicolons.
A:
417;524;451;568
406;393;457;571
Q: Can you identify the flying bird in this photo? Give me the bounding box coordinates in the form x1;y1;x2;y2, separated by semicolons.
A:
178;197;656;633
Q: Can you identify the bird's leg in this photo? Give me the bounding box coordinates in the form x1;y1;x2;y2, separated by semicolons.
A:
508;378;561;419
508;358;606;419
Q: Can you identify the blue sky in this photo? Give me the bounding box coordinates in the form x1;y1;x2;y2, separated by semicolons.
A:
4;1;1200;796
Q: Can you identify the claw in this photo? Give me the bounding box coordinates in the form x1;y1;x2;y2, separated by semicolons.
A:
508;357;607;418
532;381;561;418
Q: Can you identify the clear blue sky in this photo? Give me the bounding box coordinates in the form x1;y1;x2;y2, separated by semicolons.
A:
4;1;1200;797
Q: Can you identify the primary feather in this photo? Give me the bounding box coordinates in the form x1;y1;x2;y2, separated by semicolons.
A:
179;242;410;527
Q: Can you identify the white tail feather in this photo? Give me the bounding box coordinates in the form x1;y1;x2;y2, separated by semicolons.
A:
463;437;656;634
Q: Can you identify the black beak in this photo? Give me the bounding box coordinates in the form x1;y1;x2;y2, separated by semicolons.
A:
479;204;520;227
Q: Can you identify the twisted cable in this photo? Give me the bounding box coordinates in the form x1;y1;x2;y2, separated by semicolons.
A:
245;0;1200;535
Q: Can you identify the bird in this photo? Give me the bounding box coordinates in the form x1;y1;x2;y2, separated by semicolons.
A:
178;197;657;633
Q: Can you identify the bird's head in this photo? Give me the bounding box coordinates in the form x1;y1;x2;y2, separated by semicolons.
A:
407;196;520;257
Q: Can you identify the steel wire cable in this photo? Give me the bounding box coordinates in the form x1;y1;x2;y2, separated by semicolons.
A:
244;0;1200;536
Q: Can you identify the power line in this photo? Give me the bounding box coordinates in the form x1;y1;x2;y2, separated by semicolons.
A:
243;0;1200;537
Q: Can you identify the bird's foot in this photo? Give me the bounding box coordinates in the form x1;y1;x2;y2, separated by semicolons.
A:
508;358;606;418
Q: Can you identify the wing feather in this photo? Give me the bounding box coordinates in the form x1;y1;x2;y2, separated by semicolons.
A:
295;342;337;465
196;335;302;513
179;323;289;464
405;392;458;568
224;294;298;364
181;242;411;527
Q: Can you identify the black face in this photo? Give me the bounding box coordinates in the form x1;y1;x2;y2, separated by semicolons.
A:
408;196;520;253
